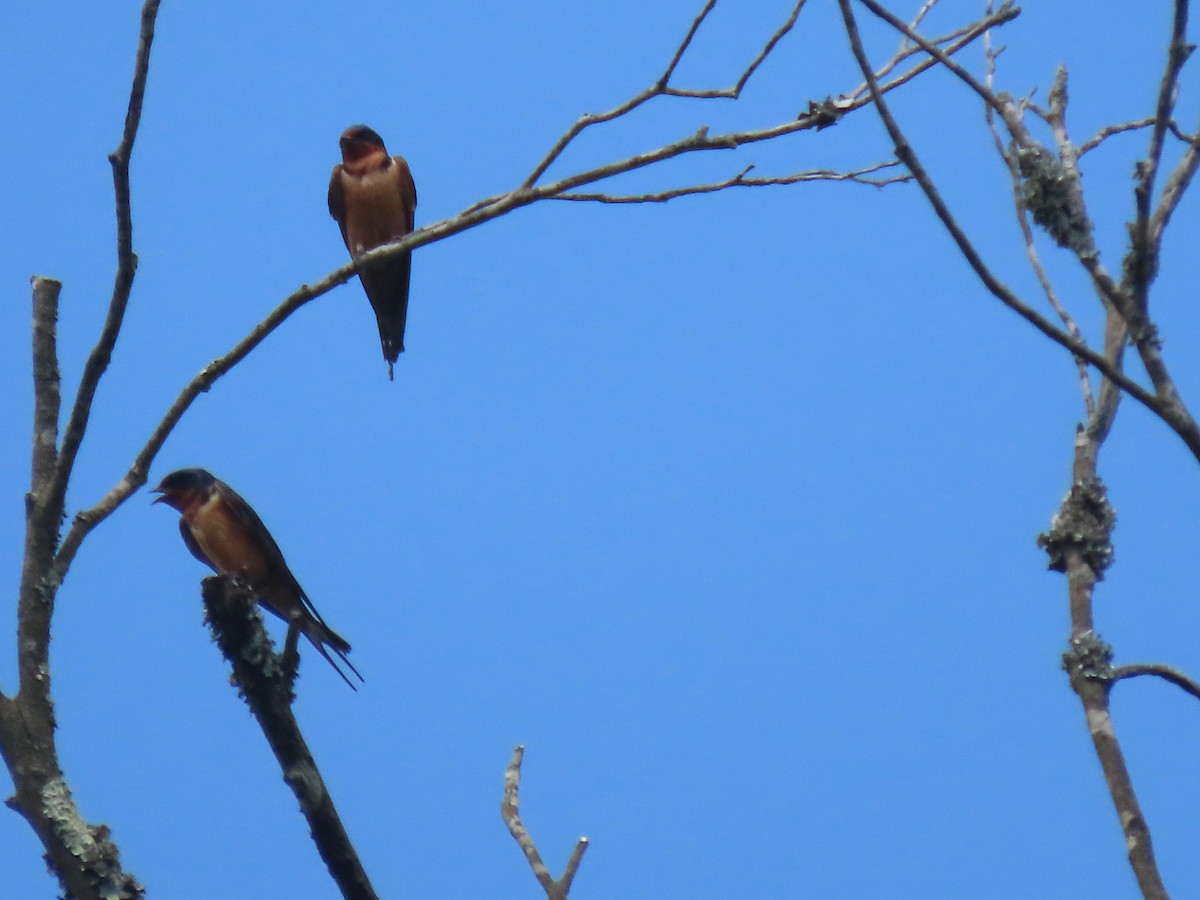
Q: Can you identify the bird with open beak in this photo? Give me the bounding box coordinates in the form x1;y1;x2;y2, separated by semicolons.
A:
152;468;363;689
328;124;418;379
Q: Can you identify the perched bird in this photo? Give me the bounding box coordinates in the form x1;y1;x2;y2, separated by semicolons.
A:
328;124;418;379
152;468;363;689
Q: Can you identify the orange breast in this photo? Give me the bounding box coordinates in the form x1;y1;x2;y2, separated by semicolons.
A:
185;494;271;582
339;164;412;256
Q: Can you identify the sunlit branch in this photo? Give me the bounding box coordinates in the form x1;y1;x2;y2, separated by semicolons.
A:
501;746;588;900
1114;663;1200;704
1128;0;1192;314
983;39;1094;418
837;0;1178;450
202;577;377;900
52;0;160;510
51;12;1021;586
664;0;806;99
1077;117;1157;157
30;277;62;497
46;3;1019;680
553;160;909;203
848;1;1017;101
866;0;1200;461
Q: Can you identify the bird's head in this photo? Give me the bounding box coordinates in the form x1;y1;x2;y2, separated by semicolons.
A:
339;124;388;165
151;468;216;511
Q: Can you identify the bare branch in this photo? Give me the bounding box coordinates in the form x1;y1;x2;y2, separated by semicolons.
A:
30;277;62;494
659;0;717;86
1036;68;1131;442
1127;0;1193;314
983;40;1094;417
1077;117;1157;157
903;0;942;41
52;0;160;510
848;2;1018;102
1060;631;1167;900
986;116;1095;417
524;0;806;187
860;0;1200;462
559;837;591;895
836;0;1183;450
502;746;588;900
553;160;909;203
664;1;806;99
1114;663;1200;703
46;0;1021;647
1149;141;1200;244
202;577;377;900
850;3;1169;893
1168;120;1198;144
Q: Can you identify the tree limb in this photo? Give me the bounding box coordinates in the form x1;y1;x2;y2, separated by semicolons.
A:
1126;0;1192;315
48;3;1018;598
501;746;589;900
201;577;377;900
1113;663;1200;703
663;0;806;99
552;160;910;203
51;0;160;515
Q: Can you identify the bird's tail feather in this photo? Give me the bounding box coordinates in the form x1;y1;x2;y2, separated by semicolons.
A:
360;251;411;379
306;621;364;689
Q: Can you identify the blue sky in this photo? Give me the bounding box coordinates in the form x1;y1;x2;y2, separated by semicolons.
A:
3;1;1199;897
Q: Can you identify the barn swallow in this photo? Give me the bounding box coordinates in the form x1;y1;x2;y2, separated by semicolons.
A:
152;468;363;690
328;124;418;379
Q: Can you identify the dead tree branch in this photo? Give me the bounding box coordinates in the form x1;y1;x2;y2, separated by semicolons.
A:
0;3;162;897
2;0;1023;893
501;746;589;900
843;2;1200;896
853;0;1200;465
202;577;377;900
47;1;1016;599
663;0;806;99
1113;663;1200;703
983;39;1094;417
553;160;910;203
1127;0;1192;316
1078;118;1158;157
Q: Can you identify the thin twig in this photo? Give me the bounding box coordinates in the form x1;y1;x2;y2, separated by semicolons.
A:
524;0;805;187
48;2;1019;606
1037;67;1129;441
554;160;909;202
1148;140;1200;245
848;2;1015;101
51;0;160;510
863;0;1200;461
501;746;588;900
1078;117;1158;157
836;0;1180;452
1127;0;1192;314
665;1;807;99
1114;663;1200;703
983;36;1094;417
660;0;717;86
903;0;942;46
843;3;1167;895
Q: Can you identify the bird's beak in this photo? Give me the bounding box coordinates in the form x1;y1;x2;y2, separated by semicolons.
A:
150;487;166;504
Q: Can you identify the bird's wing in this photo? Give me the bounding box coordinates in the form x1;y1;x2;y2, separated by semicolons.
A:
179;519;217;572
212;478;340;634
393;154;417;228
327;164;350;248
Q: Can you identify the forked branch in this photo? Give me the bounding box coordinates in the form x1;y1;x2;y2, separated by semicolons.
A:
501;746;589;900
